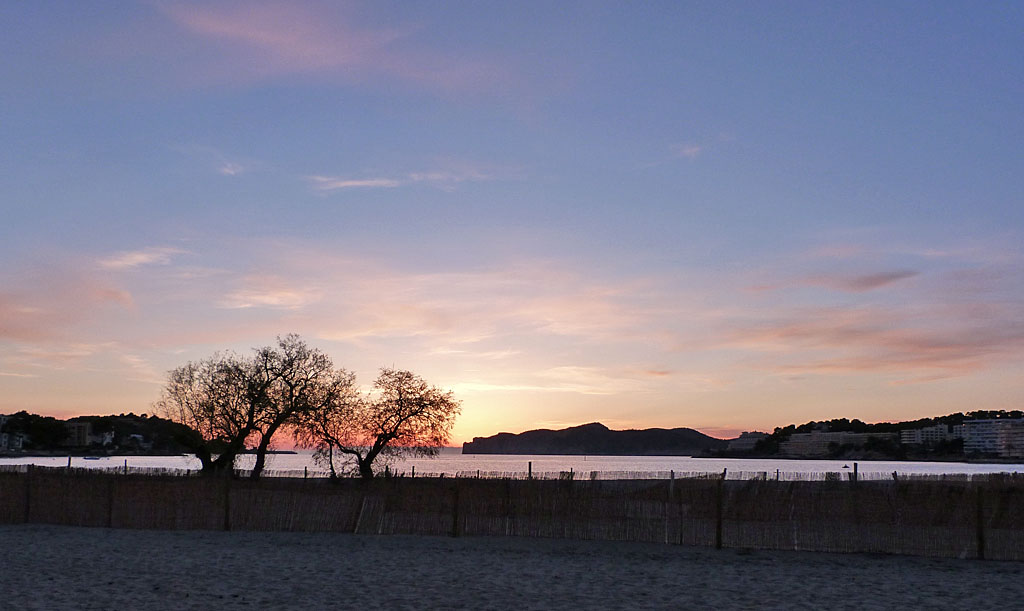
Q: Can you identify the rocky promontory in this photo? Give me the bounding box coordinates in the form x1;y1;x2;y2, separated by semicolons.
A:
461;422;727;456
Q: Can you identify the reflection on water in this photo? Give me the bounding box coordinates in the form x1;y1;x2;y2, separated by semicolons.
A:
2;447;1023;478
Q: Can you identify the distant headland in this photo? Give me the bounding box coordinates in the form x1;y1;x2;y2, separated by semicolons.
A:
462;422;727;456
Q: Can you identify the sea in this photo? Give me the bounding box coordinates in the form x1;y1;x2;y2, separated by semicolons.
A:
2;448;1023;480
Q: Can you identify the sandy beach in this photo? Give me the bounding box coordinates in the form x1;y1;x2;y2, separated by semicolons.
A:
2;525;1022;610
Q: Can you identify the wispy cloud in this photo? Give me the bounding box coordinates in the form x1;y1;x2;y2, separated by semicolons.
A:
0;371;38;378
308;165;498;192
754;270;920;293
310;263;655;349
15;343;109;368
218;275;323;310
164;2;404;72
724;304;1024;381
810;270;919;292
118;353;165;385
535;366;654;395
160;1;516;95
172;143;253;177
427;347;521;360
219;162;245;176
452;365;701;397
98;247;185;270
0;277;134;342
307;176;402;190
673;143;702;159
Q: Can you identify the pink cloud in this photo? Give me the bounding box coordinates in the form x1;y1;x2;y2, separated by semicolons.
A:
807;270;919;292
726;304;1024;380
0;277;134;343
161;1;516;95
218;274;323;310
752;270;919;294
165;2;403;73
98;247;185;270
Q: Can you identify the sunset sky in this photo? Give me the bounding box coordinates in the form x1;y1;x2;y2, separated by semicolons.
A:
2;1;1022;443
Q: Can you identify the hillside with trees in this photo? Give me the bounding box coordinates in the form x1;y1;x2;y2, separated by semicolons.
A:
0;411;196;455
745;410;1024;460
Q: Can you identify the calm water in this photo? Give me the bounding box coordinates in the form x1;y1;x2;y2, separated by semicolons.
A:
2;448;1022;479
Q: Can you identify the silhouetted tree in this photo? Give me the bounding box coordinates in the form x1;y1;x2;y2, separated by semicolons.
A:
155;352;266;475
3;411;67;449
247;335;338;479
155;334;341;478
295;368;460;479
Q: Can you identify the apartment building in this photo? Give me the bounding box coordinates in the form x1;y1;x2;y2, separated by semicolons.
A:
960;419;1024;458
779;431;897;457
899;424;957;446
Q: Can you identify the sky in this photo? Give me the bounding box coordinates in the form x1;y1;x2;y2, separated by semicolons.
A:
2;1;1022;443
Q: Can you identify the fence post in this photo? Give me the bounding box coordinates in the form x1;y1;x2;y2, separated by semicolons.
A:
528;461;532;480
665;470;675;544
107;476;115;528
715;468;726;550
976;484;986;560
678;480;686;546
505;477;513;536
223;476;232;532
451;485;460;538
23;464;33;524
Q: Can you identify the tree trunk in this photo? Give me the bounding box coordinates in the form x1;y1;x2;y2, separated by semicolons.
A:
357;438;388;479
208;454;236;476
250;435;272;480
195;448;213;473
251;417;290;480
327;445;338;480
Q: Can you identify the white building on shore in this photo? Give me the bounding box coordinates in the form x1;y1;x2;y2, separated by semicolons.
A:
899;424;958;446
727;431;768;452
960;419;1024;457
779;431;897;457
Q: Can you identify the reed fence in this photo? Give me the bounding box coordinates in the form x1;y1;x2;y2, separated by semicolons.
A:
1;465;1021;560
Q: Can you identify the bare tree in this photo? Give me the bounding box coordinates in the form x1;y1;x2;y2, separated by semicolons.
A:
155;352;267;475
247;335;336;479
295;368;461;479
156;335;346;478
291;369;362;479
